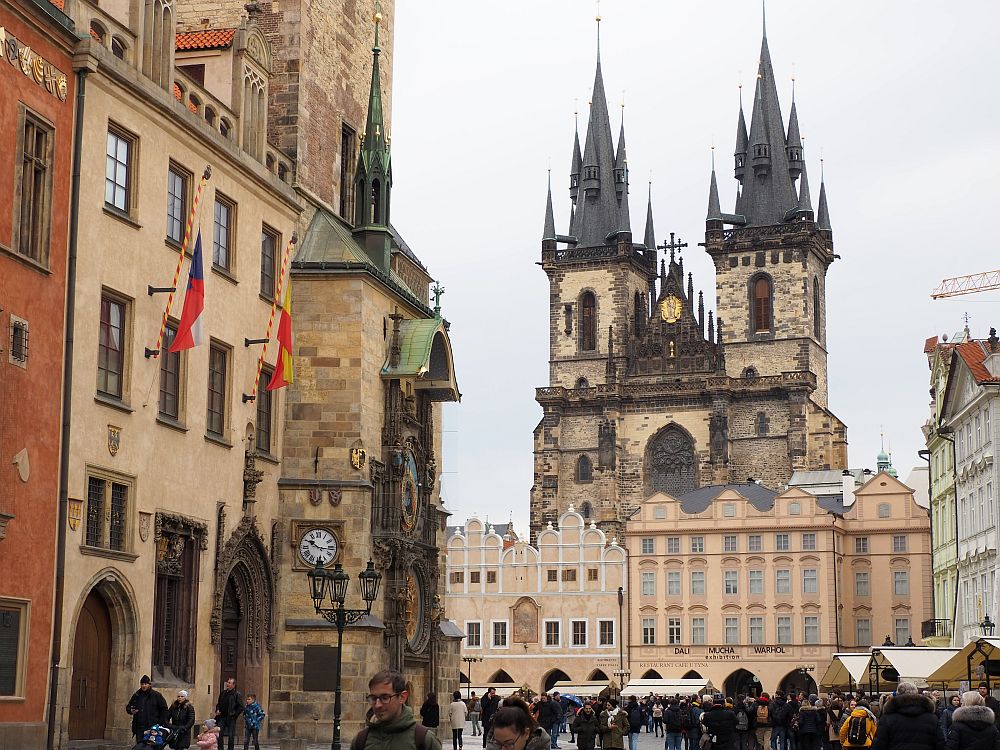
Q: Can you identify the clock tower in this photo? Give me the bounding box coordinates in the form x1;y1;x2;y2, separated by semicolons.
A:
530;17;847;542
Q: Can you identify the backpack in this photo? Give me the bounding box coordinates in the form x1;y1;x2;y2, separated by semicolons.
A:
736;710;749;732
351;724;429;750
756;704;769;726
679;706;694;730
845;715;868;747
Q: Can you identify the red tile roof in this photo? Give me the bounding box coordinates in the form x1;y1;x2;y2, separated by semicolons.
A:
50;0;65;10
175;28;236;51
173;82;182;101
956;341;1000;384
924;336;939;354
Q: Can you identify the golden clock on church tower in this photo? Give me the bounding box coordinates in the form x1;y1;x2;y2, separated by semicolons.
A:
660;295;683;323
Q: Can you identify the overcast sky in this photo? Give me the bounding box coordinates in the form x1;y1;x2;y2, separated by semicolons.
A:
388;1;1000;536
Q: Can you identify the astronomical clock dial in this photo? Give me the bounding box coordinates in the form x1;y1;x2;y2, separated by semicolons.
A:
298;527;339;567
660;295;683;324
401;450;419;533
404;569;425;648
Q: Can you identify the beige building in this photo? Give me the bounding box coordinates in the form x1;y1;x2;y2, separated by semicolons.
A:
53;4;299;746
446;509;627;695
624;473;932;697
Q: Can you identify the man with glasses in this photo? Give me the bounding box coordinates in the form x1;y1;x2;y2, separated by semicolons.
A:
351;670;443;750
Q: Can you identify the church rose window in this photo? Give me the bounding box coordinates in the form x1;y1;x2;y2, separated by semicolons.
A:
645;424;698;497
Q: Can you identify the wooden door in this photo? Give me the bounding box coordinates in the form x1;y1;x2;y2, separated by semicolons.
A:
69;592;111;739
221;581;239;685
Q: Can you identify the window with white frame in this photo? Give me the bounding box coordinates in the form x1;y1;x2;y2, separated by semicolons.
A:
749;569;764;595
723;504;735;518
749;616;764;645
691;536;704;553
893;535;907;553
803;569;818;594
691;617;706;645
641;537;655;554
775;533;789;551
599;619;615;646
777;616;792;644
855;571;870;596
668;617;682;644
788;502;801;515
855;537;869;554
748;534;762;552
893;571;909;596
725;617;739;644
642;617;656;645
776;569;791;594
667;571;681;596
641;571;655;596
492;621;508;648
878;503;891;518
691;571;706;595
105;125;134;213
466;621;481;648
855;618;871;647
724;535;737;552
667;536;680;554
803;616;819;644
894;617;910;646
544;620;560;647
802;532;817;551
571;620;587;647
724;570;738;595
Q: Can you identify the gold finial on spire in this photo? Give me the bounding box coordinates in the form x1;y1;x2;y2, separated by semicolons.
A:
596;0;601;22
374;0;382;24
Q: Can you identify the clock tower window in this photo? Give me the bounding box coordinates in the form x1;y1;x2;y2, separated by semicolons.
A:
750;274;773;334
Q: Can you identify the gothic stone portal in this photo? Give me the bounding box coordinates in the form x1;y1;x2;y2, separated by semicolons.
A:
645;424;699;498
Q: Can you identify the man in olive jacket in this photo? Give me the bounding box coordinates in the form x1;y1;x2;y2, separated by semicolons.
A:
599;699;630;750
351;670;444;750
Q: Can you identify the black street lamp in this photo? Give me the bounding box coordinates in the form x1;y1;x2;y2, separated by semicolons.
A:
308;560;382;750
882;635;895;647
982;615;996;637
461;655;483;700
615;586;629;698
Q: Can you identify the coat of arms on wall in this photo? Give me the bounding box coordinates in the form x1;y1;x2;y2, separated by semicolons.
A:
68;497;82;531
308;487;322;506
108;425;121;456
139;512;152;542
329;488;342;506
350;446;367;471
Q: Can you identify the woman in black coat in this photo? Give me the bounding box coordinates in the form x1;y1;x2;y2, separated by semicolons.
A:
871;683;944;750
166;690;196;749
422;693;441;734
946;692;1000;750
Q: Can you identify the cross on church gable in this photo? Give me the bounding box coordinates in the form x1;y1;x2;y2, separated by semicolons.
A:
657;232;688;263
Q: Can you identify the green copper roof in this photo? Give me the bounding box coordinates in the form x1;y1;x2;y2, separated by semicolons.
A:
381;317;461;402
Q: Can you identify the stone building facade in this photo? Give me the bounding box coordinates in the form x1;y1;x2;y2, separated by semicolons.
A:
48;2;300;745
531;21;846;541
624;473;932;696
266;12;463;744
0;0;77;746
445;509;627;696
938;332;1000;645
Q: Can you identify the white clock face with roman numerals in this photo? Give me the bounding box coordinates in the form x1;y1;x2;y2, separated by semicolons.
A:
298;527;338;566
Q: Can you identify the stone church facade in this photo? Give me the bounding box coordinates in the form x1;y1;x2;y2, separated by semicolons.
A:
531;24;847;541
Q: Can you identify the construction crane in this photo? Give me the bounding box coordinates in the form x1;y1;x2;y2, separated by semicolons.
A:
931;269;1000;299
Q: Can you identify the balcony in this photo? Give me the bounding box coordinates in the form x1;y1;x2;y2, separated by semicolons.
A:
922;618;953;643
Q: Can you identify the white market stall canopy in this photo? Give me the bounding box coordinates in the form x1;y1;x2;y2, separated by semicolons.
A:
821;648;962;690
926;638;1000;687
552;680;615;697
461;683;527;697
622;678;710;696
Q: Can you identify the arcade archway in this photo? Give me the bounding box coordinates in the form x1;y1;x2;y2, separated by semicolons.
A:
488;669;515;684
589;669;609;681
724;668;761;698
682;670;703;679
778;669;817;697
642;669;663;679
543;668;571;692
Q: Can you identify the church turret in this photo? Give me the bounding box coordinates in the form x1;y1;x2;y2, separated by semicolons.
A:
542;171;557;248
352;8;393;271
786;95;804;180
614;118;628;197
795;160;814;220
644;184;656;250
817;166;832;234
734;98;748;182
570;115;582;203
707;156;723;229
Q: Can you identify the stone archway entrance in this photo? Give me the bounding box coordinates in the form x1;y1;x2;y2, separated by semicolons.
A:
724;668;760;698
211;516;275;694
69;591;111;739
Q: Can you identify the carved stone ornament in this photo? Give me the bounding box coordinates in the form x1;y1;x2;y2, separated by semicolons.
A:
243;447;264;501
308;487;322;506
138;511;152;542
108;425;121;456
154;512;208;575
210;515;276;656
351;446;367;471
372;537;394;571
329;488;342;506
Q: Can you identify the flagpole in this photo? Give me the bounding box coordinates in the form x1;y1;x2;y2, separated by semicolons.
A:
245;233;297;403
147;165;212;358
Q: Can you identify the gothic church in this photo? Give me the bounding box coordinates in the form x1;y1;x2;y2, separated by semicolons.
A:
530;20;847;540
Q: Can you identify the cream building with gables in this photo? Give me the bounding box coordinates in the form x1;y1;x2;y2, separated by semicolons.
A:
623;473;932;697
446;509;627;695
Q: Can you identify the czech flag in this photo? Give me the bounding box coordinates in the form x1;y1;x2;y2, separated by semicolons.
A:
169;231;205;352
267;279;293;390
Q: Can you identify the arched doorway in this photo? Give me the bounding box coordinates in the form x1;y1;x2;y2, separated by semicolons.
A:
778;669;817;698
543;668;571;693
69;591;112;739
682;670;703;680
642;669;663;679
724;668;760;698
488;669;515;684
589;669;609;681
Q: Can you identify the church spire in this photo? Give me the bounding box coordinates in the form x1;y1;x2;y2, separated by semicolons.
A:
707;151;723;225
796;159;814;219
543;170;557;242
817;162;832;232
644;183;656;250
734;90;748;184
352;4;393;270
786;92;804;180
570;110;582;204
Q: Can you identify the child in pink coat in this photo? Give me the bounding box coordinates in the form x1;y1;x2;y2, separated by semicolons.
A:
196;719;220;749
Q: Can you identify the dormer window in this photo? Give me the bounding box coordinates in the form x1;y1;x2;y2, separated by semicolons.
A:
735;155;744;168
